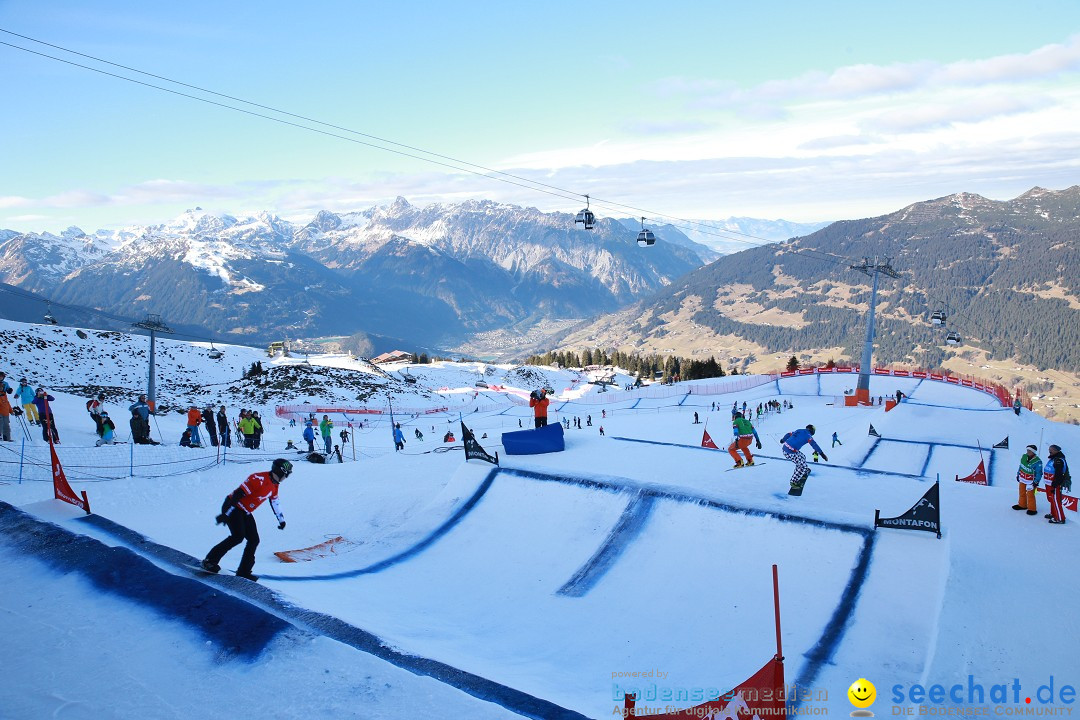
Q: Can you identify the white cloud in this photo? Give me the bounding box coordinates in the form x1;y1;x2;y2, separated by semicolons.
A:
0;196;33;209
7;37;1080;232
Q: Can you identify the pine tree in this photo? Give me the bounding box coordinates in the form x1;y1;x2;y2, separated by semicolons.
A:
786;356;799;372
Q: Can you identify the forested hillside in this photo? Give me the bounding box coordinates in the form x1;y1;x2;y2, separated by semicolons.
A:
636;187;1080;371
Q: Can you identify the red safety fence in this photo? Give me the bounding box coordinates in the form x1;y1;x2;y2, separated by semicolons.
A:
779;365;1029;410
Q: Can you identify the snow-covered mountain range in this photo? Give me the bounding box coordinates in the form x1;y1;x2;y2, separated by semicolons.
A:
0;199;714;350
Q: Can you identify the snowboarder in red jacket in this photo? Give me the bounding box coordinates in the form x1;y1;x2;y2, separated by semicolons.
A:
202;459;292;581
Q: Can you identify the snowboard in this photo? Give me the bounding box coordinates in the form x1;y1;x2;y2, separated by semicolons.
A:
726;462;767;472
184;564;258;582
787;470;811;496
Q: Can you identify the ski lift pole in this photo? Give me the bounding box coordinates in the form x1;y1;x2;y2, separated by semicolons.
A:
387;394;395;446
129;438;134;478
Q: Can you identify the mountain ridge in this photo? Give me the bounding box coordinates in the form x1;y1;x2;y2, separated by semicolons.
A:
0;199;713;350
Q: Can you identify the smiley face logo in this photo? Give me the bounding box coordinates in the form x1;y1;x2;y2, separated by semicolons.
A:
848;678;876;711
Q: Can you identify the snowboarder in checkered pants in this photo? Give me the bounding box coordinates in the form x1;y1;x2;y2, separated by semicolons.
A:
781;425;827;491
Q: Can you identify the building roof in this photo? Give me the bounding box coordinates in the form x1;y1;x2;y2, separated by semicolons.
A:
372;350;414;364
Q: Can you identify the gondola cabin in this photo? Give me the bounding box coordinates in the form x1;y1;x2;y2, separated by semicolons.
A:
945;331;962;346
43;313;58;325
930;310;946;326
574;208;595;229
636;216;656;247
574;195;596;230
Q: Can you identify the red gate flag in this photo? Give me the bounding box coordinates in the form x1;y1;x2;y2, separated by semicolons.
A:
701;428;719;449
51;443;90;514
955;459;987;485
623;656;786;719
623;565;786;719
1039;490;1078;513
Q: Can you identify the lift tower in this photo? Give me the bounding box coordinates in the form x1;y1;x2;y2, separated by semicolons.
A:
848;257;900;406
131;314;174;411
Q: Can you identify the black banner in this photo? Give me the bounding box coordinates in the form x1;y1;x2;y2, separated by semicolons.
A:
875;481;941;538
992;436;1009;449
461;421;499;465
868;424;881;437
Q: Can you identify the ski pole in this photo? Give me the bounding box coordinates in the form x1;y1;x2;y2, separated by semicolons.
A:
17;412;31;441
151;410;164;444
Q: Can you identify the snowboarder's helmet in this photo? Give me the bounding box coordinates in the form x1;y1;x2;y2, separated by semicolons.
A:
98;393;105;400
806;424;816;435
734;411;743;419
271;458;293;480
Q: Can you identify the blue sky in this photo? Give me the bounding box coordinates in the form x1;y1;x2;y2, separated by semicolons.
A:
3;1;1080;232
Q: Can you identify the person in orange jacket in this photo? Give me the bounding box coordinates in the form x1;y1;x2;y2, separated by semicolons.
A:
0;384;13;442
186;405;204;447
202;458;292;581
529;389;550;429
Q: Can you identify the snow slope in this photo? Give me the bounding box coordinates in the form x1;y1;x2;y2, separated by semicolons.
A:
1;319;1079;718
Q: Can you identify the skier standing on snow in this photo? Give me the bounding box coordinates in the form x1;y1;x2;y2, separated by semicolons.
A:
238;410;257;449
728;412;762;468
781;425;827;492
832;431;842;447
203;406;219;447
393;423;405;451
17;378;39;425
302;421;316;452
319;415;334;454
1043;445;1070;525
1012;445;1042;516
128;394;156;445
201;458;292;582
34;388;60;444
217;406;231;448
0;385;12;442
529;389;550;428
186;406;204;447
252;411;264;450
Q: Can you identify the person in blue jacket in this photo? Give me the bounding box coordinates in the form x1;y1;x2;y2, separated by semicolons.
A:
393;423;405;452
780;424;827;491
302;421;316;452
16;378;39;425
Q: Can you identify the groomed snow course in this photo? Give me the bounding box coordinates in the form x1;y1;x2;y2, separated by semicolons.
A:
1;318;1078;718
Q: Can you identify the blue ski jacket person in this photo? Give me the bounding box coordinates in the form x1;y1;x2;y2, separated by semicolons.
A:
393;424;405;451
129;396;151;421
781;427;826;457
302;424;316;452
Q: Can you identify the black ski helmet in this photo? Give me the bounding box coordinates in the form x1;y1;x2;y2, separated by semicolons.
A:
806;424;816;435
271;458;293;480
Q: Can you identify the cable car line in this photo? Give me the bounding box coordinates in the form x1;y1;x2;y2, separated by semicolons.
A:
1;29;854;264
